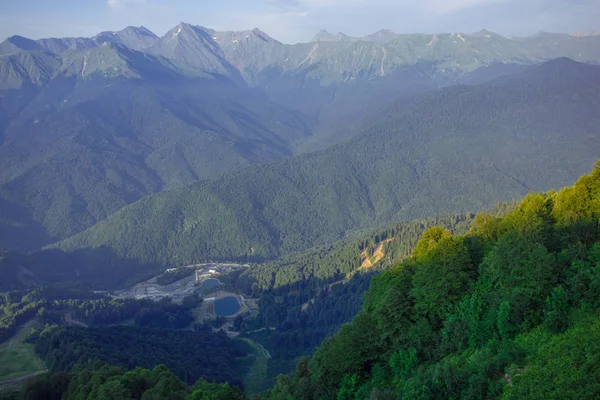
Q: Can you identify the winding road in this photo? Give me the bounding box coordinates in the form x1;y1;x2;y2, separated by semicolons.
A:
0;370;47;388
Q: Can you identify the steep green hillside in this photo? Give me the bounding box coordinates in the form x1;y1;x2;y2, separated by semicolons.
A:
263;162;600;400
56;59;600;265
237;214;478;294
231;213;478;391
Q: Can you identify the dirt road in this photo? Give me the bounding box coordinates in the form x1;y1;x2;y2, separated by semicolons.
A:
0;370;47;388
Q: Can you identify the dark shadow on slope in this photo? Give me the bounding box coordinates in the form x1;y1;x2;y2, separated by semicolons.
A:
0;196;55;251
0;246;166;292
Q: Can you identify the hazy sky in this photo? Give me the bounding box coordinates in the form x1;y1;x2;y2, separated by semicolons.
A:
1;0;599;43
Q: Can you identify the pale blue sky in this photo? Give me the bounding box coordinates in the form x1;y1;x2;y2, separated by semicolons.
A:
1;0;598;43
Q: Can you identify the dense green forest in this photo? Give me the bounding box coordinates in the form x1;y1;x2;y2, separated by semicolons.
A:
3;162;600;399
235;214;477;387
0;72;312;251
56;59;600;267
236;214;476;294
261;162;600;399
30;325;246;386
7;161;600;400
0;289;252;394
0;210;483;397
0;288;194;342
0;286;252;400
4;362;244;400
0;212;477;294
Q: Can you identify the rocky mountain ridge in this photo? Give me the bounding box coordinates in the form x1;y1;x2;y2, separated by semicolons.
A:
3;24;600;86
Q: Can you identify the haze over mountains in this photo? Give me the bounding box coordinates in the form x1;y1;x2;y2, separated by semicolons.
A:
2;16;600;400
1;22;600;268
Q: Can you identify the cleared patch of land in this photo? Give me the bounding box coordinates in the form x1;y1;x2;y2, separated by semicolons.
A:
358;239;393;271
238;338;270;394
113;263;248;301
0;321;46;385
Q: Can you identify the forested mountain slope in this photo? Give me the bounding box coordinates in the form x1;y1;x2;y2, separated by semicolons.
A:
2;24;600;252
0;44;312;250
9;156;600;400
230;213;477;391
263;161;600;400
56;58;600;265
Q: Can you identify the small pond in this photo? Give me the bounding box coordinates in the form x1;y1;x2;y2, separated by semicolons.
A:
199;278;220;294
214;296;241;317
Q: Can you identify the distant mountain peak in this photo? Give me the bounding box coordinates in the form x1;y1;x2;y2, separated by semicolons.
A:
312;30;332;42
251;28;275;42
539;56;578;67
363;29;398;43
147;22;244;79
176;22;192;29
126;26;157;36
518;57;595;81
162;23;201;43
373;29;396;36
312;30;350;42
94;26;158;50
7;35;35;43
2;35;40;52
312;29;399;43
171;22;190;36
167;23;217;40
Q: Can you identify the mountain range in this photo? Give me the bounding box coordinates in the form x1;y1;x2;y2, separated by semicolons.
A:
5;25;600;82
1;23;600;268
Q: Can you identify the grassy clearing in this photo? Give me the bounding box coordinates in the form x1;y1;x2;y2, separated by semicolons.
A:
0;324;45;383
238;338;269;394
